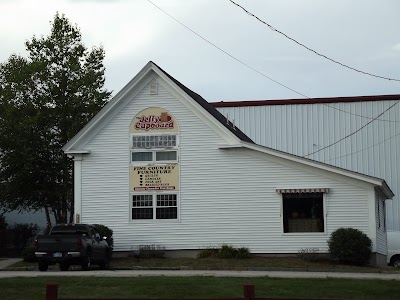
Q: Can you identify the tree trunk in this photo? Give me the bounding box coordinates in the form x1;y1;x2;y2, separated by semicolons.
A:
44;206;52;231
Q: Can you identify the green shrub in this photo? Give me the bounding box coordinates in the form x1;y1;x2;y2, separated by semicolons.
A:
139;245;165;259
94;224;113;249
217;244;238;259
197;247;218;259
236;247;251;259
22;247;37;262
197;245;251;259
328;228;372;265
297;248;320;262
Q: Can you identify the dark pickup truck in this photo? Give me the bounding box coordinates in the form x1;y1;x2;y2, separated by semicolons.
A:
35;224;110;271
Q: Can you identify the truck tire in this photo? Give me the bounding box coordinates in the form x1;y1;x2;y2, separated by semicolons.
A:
59;262;70;271
38;261;48;272
391;255;400;267
81;255;91;271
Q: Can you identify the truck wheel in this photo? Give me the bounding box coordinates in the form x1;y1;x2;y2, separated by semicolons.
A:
59;262;70;271
392;256;400;268
100;253;110;270
81;255;91;271
38;261;48;272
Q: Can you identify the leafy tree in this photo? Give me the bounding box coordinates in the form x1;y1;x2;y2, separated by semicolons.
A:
0;13;111;227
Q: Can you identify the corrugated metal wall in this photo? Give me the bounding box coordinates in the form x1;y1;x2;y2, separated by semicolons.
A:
216;99;400;231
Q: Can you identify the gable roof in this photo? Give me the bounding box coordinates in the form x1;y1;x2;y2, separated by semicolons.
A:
62;61;393;199
212;94;400;107
62;61;253;153
218;141;394;199
152;62;253;143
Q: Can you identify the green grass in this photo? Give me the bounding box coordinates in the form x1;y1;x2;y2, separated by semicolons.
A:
0;276;399;300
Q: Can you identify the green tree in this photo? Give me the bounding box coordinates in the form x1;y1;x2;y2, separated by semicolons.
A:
0;13;111;227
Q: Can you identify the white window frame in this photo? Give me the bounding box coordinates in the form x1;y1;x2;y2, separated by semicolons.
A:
279;192;327;235
130;192;180;221
131;133;179;149
130;133;179;165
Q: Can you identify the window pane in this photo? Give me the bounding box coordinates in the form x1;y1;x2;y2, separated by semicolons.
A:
132;208;153;219
132;152;152;162
156;207;177;219
156;151;177;161
157;194;177;206
156;195;177;219
282;193;324;233
132;195;152;207
132;134;177;149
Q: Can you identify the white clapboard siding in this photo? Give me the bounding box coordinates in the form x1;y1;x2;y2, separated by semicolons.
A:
79;80;377;253
216;100;400;232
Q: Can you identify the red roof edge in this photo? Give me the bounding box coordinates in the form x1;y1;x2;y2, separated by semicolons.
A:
211;94;400;107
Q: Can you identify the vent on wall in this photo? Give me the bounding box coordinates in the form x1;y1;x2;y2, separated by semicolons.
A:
150;81;158;95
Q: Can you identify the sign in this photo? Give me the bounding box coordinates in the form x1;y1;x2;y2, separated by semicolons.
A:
130;107;179;133
130;164;179;192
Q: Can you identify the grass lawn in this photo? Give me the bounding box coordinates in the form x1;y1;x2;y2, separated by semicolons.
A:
1;276;399;300
10;256;399;272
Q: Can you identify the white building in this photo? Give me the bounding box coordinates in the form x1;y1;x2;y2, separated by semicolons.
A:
62;62;393;266
214;96;400;232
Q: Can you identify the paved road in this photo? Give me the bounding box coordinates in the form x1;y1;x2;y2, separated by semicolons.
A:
1;269;400;280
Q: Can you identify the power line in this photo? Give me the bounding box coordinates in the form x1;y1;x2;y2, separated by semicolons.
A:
229;0;400;82
146;0;309;98
322;130;400;163
303;101;400;157
323;103;400;123
147;0;400;147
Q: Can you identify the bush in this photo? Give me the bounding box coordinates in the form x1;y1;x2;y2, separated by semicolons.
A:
11;223;40;253
217;244;238;259
236;247;251;259
197;247;218;259
328;228;372;265
94;224;113;249
22;247;37;262
197;245;251;259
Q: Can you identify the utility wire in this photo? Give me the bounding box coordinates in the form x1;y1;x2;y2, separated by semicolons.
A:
323;130;400;162
229;0;400;82
304;101;400;157
323;103;400;123
147;0;400;123
146;0;309;98
147;0;400;153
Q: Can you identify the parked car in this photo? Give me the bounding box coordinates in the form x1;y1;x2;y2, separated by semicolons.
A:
387;231;400;267
35;224;110;271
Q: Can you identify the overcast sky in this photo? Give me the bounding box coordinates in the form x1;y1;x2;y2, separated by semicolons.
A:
1;0;399;102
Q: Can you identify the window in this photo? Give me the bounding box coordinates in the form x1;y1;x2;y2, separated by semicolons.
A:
131;194;178;220
132;134;177;149
282;192;324;233
131;150;177;164
132;195;153;219
131;134;178;164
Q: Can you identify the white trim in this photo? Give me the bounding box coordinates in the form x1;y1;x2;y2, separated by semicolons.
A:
368;188;377;252
279;192;327;235
73;154;83;223
129;191;180;222
63;62;242;153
